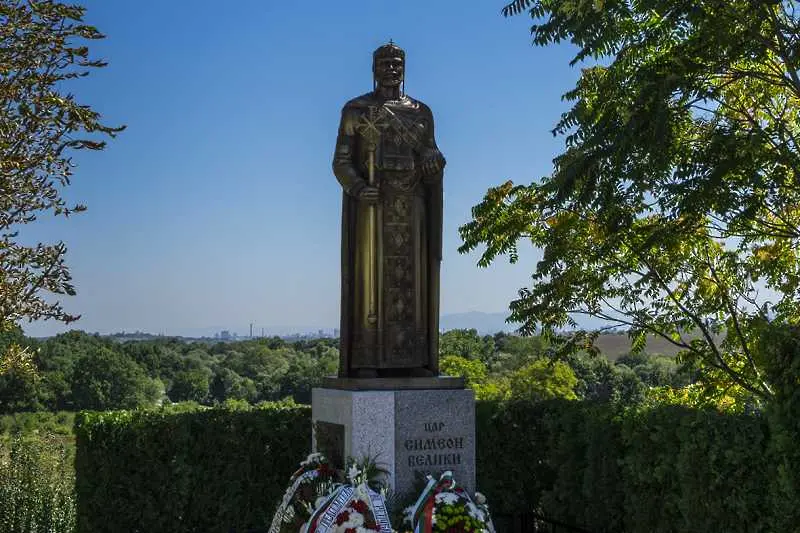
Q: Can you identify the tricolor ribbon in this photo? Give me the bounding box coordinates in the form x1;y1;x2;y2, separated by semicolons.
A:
410;475;439;533
412;471;479;533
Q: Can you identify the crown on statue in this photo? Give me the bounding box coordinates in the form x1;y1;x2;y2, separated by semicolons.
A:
373;40;405;62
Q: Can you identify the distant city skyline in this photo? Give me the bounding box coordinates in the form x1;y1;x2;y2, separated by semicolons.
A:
22;1;581;338
40;311;517;339
30;310;615;340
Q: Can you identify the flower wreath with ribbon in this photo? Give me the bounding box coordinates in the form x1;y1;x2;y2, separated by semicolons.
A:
404;471;495;533
301;462;392;533
268;453;339;533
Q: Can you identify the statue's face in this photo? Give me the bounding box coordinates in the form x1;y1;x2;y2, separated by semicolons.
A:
374;56;404;88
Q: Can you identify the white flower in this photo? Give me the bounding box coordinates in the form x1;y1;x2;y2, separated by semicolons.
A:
347;464;361;483
402;505;415;524
434;491;460;505
314;496;328;510
342;510;365;529
301;452;324;466
466;502;486;523
354;484;371;503
474;492;487;505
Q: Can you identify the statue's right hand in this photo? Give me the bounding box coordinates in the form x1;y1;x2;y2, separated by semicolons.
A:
358;185;379;203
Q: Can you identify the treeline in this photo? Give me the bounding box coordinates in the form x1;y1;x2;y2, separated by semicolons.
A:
438;329;693;404
0;328;337;413
0;326;695;414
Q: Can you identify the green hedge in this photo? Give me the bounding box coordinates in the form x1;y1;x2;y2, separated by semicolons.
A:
74;397;798;533
74;400;310;533
476;399;797;533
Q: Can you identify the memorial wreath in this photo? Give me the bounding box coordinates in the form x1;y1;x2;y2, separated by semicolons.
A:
301;462;392;533
404;471;495;533
270;456;494;533
268;453;339;533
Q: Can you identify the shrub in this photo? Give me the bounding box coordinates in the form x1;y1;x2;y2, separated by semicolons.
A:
758;324;800;530
477;399;792;533
0;411;75;438
73;393;799;533
0;434;75;533
74;399;309;533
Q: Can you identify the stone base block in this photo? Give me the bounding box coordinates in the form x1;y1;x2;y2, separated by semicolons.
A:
311;387;475;498
321;376;465;390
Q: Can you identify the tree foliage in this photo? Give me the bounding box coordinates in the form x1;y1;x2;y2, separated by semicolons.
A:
0;329;698;412
438;329;496;363
440;354;509;400
0;0;122;337
0;331;347;412
69;347;161;411
460;0;800;402
508;359;578;401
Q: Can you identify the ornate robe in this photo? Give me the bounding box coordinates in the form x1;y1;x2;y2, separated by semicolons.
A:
333;92;445;377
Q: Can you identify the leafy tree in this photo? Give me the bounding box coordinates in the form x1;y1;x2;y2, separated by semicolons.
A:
566;352;636;403
0;359;40;412
618;352;692;388
441;354;489;383
70;347;159;410
122;341;177;377
495;334;546;360
37;369;71;410
221;346;291;401
278;348;337;403
168;367;212;403
460;0;800;402
439;329;496;363
491;333;549;374
209;367;258;404
608;363;648;405
440;354;509;400
758;323;800;408
0;1;122;338
0;325;37;403
0;325;24;355
508;359;578;401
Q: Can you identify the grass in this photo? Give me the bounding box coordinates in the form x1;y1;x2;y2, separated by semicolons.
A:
593;332;725;360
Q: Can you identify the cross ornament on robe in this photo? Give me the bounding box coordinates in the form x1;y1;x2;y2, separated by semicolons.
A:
356;106;388;151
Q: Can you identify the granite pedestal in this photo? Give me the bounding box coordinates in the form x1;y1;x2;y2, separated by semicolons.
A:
311;383;476;498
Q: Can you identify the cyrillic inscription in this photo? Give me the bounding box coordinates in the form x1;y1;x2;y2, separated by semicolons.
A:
401;420;465;476
403;437;464;451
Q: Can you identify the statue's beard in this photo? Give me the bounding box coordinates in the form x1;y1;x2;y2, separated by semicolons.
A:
375;79;403;92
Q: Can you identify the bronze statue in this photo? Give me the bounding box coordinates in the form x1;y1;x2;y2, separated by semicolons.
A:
333;42;446;378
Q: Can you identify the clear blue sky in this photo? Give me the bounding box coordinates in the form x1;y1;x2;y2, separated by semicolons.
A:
23;0;582;337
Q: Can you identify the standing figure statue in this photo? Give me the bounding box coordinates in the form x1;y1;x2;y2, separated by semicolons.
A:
333;42;446;378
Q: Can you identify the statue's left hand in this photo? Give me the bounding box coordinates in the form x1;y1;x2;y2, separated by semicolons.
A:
421;154;445;176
